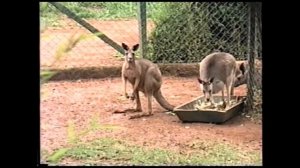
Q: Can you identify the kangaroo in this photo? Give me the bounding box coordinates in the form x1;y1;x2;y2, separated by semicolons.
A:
121;43;174;117
205;59;262;96
197;52;237;105
208;61;246;95
234;59;262;88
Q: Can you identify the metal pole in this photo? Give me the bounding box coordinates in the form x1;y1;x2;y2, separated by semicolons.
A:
137;2;147;58
246;2;256;111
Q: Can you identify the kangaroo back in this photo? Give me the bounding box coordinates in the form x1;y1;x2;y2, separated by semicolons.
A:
199;52;236;84
198;52;237;103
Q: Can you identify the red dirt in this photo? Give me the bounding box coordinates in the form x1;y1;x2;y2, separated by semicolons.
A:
41;77;261;156
40;19;262;163
40;19;155;69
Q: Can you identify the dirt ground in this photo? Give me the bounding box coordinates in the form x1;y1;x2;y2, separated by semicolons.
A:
40;19;155;69
40;19;262;164
41;77;262;158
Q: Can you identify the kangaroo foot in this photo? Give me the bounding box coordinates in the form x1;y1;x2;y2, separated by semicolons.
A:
133;108;142;113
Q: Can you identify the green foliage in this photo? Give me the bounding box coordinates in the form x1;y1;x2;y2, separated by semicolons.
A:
148;2;250;63
47;148;70;163
40;2;62;28
46;138;261;166
40;70;56;85
40;2;167;27
40;2;136;21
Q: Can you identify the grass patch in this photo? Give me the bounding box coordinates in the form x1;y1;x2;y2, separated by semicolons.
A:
47;148;70;163
40;2;63;28
46;138;262;166
66;113;121;146
40;2;166;20
42;113;122;164
184;141;262;165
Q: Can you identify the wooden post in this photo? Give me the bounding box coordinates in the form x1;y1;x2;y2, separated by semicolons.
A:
246;2;256;112
137;2;147;58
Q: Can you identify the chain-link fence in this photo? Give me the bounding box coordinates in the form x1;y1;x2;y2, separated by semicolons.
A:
40;2;143;70
40;2;261;67
246;2;262;113
40;2;262;112
147;2;261;63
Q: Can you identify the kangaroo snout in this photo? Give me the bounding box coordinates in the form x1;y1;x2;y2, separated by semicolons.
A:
127;57;133;62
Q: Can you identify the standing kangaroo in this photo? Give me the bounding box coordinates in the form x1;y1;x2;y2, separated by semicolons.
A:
198;52;237;105
121;43;174;116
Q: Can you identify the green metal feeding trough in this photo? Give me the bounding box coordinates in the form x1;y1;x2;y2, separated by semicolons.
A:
173;96;246;124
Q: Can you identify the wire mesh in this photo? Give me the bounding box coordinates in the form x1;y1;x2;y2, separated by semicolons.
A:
147;2;251;63
40;2;262;113
40;2;141;70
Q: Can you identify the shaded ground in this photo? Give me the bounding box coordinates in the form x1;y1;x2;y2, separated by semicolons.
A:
40;77;262;165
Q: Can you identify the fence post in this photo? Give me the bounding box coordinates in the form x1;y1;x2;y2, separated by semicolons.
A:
257;3;262;58
137;2;147;59
246;2;257;112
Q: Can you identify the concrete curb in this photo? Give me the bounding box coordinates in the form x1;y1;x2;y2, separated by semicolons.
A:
46;63;199;81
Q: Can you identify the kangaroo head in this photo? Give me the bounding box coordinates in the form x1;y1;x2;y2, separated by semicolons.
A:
121;43;139;63
198;77;214;102
235;62;246;80
234;62;247;87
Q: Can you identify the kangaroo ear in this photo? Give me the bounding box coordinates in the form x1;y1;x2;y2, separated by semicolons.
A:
239;62;246;74
197;77;203;84
132;44;139;51
121;43;129;50
209;77;214;84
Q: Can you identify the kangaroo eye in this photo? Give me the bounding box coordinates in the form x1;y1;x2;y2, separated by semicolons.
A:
209;90;212;94
203;90;205;94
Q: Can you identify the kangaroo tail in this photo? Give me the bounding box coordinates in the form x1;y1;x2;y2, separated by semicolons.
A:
153;90;174;111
